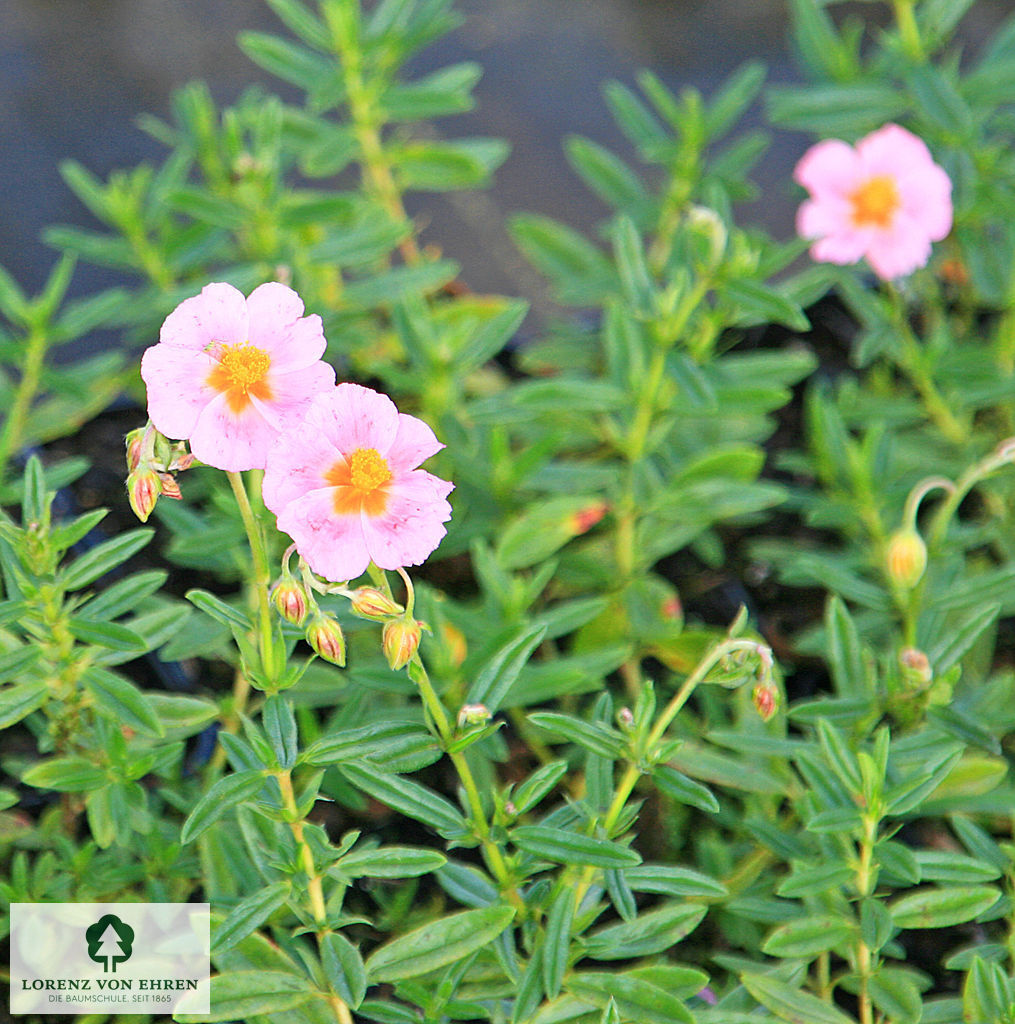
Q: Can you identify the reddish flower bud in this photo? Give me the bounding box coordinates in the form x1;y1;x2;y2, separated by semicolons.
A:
752;681;779;722
127;468;161;523
899;646;932;686
661;595;682;621
886;529;927;589
383;619;422;671
157;472;183;500
349;587;403;620
306;614;346;666
125;428;146;473
272;579;309;627
457;703;491;727
568;501;608;535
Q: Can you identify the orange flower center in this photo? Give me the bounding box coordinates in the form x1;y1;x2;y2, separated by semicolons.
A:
207;343;273;413
849;175;900;228
327;447;393;516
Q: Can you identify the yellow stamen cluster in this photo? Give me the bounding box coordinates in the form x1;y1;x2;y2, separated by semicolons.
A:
849;175;900;228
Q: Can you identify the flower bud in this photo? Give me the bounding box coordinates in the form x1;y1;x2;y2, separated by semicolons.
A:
272;579;309;627
618;707;635;730
885;529;927;589
457;703;491;727
349;587;404;620
157;472;183;501
306;614;346;667
899;646;932;686
127;468;161;523
125;428;146;473
568;501;608;535
383;618;422;671
752;681;779;722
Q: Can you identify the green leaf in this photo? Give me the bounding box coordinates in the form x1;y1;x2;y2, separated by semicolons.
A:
741;971;855;1024
343;260;459;308
262;694;298;770
963;956;1013;1024
0;680;49;729
174;970;316;1022
212;881;291;955
652;764;720;813
337;846;446;879
766;83;907;135
612;216;654;314
723;278;808;331
869;966;924;1024
84;667;164;736
528;712;627;760
238;31;333;91
22;455;47;525
322;932;367;1009
623;863;727;900
381;62;482;120
824;595;868;696
23;756;107;792
60;529;152;590
67;616;146;653
584;902;706;960
890;886;1000;929
181;771;267;844
762;915;854;957
914;849;1002;883
79;570;168;621
906;64;972;136
565;137;650;215
0;646;43;685
543;886;574;999
186;589;253;632
512;760;569;814
365;905;515;983
568;972;694;1024
776;861;853;898
511;826;641;869
467;624;547;713
339;764;466;835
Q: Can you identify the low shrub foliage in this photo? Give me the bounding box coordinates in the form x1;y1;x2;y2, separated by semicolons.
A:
3;1;1015;1021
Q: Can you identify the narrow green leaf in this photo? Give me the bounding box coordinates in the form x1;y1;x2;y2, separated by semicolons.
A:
585;902;706;960
340;764;466;835
67;616;146;653
890;886;1000;929
467;624;546;713
652;764;720;813
568;972;695;1024
0;680;49;728
742;971;855;1024
60;529;152;590
262;694;298;770
174;970;315;1022
624;863;727;900
336;846;447;879
512;825;641;868
186;589;253;631
542;886;574;999
84;667;164;736
365;905;515;983
212;881;290;955
762;915;854;957
322;932;367;1008
181;771;267;844
23;756;107;792
528;712;627;759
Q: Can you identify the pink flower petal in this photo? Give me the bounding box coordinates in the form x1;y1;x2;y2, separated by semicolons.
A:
794;139;863;199
857;123;934;179
387;412;445;472
245;283;328;371
159;282;248;351
140;344;219;440
865;214;933;280
263;412;341;514
276;486;371;582
898;162;953;241
320;383;401;456
363;470;454;570
189;391;280;472
257;361;337;432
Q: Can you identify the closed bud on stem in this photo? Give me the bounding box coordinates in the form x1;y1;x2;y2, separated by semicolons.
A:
306;614;345;667
457;703;491;727
886;528;927;589
752;681;779;722
127;468;161;523
568;501;608;535
272;579;309;627
125;428;146;473
899;646;932;686
349;586;404;620
383;618;422;671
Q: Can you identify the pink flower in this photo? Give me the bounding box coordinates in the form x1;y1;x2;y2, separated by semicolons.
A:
794;123;952;280
263;383;454;582
140;282;336;472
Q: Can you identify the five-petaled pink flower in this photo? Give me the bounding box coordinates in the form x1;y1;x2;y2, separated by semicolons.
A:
794;123;952;280
263;383;453;582
141;282;336;472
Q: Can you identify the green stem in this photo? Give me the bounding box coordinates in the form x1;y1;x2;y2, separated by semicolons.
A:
0;327;48;489
854;812;879;1024
275;768;353;1024
892;0;924;62
410;656;524;912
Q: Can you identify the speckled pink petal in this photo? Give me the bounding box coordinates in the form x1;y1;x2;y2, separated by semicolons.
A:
140;343;219;440
188;390;280;472
361;470;454;570
319;383;401;456
245;283;328;372
159;282;248;351
275;486;370;582
255;361;337;432
387;412;445;473
263;410;341;514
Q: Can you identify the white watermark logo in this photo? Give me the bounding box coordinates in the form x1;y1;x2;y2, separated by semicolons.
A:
10;903;210;1015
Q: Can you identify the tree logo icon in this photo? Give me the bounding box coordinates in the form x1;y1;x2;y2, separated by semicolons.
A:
85;914;134;973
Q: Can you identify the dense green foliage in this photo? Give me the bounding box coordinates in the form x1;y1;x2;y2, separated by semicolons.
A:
4;1;1015;1022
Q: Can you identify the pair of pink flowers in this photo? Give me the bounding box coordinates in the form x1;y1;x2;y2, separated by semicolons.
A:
794;123;953;281
140;282;453;582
